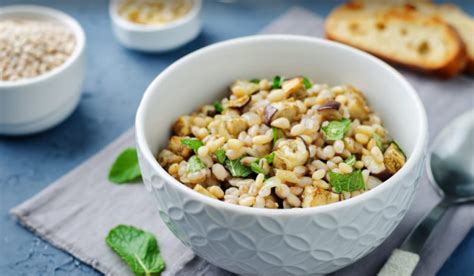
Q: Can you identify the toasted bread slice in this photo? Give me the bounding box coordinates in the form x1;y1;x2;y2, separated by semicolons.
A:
411;2;474;74
325;1;468;78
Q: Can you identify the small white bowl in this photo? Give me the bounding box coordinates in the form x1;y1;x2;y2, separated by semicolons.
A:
109;0;202;52
136;35;428;275
0;5;86;136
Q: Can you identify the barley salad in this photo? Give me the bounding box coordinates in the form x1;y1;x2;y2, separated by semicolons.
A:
158;76;406;209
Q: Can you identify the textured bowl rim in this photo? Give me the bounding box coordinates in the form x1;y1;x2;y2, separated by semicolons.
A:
108;0;202;32
136;34;428;216
0;5;86;88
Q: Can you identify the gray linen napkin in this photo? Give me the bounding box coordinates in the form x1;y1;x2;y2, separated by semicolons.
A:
11;7;474;276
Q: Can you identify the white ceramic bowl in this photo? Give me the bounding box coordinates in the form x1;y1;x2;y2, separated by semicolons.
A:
0;5;86;136
136;35;428;275
109;0;201;52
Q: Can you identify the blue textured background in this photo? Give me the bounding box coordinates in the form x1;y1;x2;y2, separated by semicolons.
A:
0;0;473;275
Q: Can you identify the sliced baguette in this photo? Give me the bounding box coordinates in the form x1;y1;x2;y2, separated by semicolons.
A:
411;2;474;74
325;1;468;78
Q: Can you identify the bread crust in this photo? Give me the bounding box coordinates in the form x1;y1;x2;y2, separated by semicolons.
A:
325;2;469;78
410;2;474;75
467;60;474;74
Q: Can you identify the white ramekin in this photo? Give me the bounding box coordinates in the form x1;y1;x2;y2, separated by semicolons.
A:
0;5;86;136
136;35;428;275
109;0;201;52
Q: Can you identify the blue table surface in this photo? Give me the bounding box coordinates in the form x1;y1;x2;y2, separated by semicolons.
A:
1;0;473;275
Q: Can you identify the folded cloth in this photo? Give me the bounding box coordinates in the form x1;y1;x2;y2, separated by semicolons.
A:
11;7;474;276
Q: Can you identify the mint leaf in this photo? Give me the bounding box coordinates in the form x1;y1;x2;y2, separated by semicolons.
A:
272;127;279;145
328;170;365;193
303;77;312;89
249;79;260;84
213;101;223;113
272;75;282;89
181;138;203;154
215;149;227;164
187;155;206;172
225;159;252;177
106;225;165;276
322;118;351;141
264;152;275;164
250;161;265;175
345;155;356;166
373;133;383;149
108;148;142;184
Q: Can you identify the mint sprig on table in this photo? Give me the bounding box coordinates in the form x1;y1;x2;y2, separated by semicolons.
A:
106;225;165;276
108;148;142;184
328;170;365;193
322;118;351;141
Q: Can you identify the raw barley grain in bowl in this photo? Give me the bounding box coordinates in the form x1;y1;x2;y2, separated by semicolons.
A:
117;0;193;26
158;76;406;209
0;18;76;82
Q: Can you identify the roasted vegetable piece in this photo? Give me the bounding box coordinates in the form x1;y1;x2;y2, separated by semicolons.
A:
384;143;406;174
263;104;278;124
230;80;259;96
273;138;309;170
226;117;248;136
173;116;192;136
318;100;342;120
158;149;183;168
272;101;300;122
282;77;304;98
346;87;370;121
228;95;251;108
168;136;193;158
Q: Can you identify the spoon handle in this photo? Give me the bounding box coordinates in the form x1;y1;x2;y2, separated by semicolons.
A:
378;200;450;276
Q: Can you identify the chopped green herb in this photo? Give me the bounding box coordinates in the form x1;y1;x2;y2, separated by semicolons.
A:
272;75;282;89
345;155;356;166
249;79;260;84
213;101;223;114
215;149;227;164
108;148;142;184
181;138;204;154
328;170;365;193
106;225;165;276
225;159;252;177
303;77;312;89
264;152;275;164
272;127;279;145
250;162;265;175
322;118;351;141
187;155;206;172
373;133;383;150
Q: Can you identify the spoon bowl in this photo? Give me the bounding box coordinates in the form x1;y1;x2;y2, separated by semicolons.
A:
428;109;474;203
379;109;474;275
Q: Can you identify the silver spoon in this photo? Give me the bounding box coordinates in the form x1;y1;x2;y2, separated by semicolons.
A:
379;109;474;276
